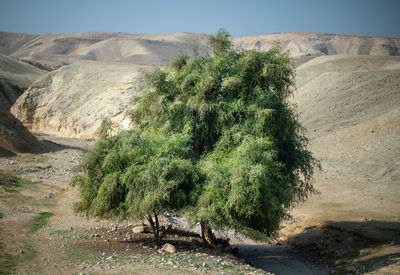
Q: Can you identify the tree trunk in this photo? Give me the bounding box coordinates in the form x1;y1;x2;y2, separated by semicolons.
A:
147;214;159;244
154;213;160;242
200;221;216;246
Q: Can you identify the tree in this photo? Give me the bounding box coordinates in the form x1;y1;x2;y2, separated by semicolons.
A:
71;120;197;243
72;29;317;245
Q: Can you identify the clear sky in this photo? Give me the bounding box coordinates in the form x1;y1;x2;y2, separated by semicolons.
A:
1;0;399;37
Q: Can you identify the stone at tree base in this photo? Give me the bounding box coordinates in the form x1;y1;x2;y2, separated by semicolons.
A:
132;225;149;234
161;243;176;253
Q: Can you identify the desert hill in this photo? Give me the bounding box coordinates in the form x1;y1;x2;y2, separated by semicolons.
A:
11;61;152;139
232;32;400;56
291;55;400;221
1;31;399;66
0;31;206;66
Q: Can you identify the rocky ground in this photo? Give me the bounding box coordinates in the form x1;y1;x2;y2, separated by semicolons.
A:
0;135;272;274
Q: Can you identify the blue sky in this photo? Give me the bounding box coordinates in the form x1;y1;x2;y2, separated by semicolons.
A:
1;0;399;36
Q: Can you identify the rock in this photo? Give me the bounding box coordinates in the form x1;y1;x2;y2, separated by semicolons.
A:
161;243;176;253
132;225;149;234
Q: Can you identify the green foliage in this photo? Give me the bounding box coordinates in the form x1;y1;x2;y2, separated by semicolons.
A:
32;212;54;232
73;29;317;241
208;28;232;56
72;126;197;221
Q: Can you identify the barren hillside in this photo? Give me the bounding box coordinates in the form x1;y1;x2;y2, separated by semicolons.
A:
290;54;400;224
11;61;152;139
232;32;400;56
0;32;206;66
1;31;399;66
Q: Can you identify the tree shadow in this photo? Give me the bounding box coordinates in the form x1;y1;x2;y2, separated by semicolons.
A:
285;220;400;273
79;225;235;257
0;139;85;158
0;146;16;157
37;139;86;153
234;243;328;275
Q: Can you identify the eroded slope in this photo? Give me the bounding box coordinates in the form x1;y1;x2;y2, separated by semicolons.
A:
11;61;152;139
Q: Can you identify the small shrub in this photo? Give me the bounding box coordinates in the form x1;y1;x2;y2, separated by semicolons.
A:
32;212;54;232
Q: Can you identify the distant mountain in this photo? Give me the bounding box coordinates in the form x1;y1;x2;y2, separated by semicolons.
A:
1;31;399;66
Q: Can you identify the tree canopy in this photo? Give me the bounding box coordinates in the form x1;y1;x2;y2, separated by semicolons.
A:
72;29;317;244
